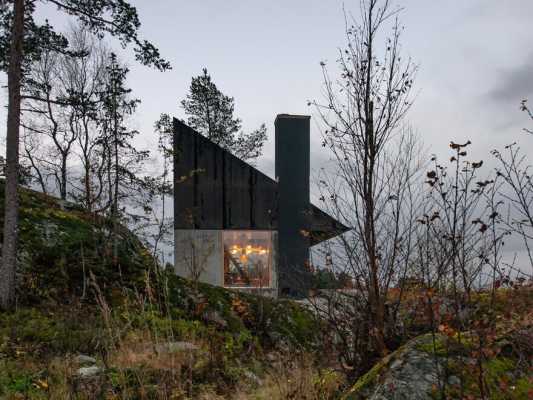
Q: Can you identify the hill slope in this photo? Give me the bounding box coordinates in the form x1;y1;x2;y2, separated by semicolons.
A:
0;181;153;304
0;185;339;399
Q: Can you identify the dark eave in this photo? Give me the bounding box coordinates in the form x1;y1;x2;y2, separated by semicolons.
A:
309;204;350;246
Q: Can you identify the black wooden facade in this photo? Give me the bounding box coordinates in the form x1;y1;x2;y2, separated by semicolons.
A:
173;118;347;246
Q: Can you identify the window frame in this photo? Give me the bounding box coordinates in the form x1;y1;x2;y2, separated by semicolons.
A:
222;230;274;289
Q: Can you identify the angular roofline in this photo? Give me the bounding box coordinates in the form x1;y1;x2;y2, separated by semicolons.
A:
173;118;349;245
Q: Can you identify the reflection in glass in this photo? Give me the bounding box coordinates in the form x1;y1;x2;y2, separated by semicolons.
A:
223;231;272;288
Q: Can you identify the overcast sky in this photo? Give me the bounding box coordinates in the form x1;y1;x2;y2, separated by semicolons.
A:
1;0;532;269
1;0;531;175
116;0;533;177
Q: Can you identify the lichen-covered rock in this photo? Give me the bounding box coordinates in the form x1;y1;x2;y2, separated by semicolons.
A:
77;365;102;378
343;327;533;400
0;181;154;304
155;341;199;353
342;334;446;400
203;309;229;328
75;354;97;365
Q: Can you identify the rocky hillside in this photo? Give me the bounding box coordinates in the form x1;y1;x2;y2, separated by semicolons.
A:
1;184;531;399
0;184;342;399
0;181;153;304
341;288;533;400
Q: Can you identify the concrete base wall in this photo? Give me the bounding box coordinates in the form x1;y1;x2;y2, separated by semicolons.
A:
174;230;223;286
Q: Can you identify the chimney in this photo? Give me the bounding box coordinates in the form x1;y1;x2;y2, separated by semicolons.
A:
275;114;311;298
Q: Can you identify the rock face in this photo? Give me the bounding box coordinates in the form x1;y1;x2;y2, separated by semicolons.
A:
343;327;533;400
155;341;199;353
363;349;442;400
343;334;446;400
75;354;101;378
75;354;97;365
77;366;102;378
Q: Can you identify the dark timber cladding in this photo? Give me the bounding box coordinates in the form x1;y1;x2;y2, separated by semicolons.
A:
275;114;311;297
173;118;277;230
173;117;348;243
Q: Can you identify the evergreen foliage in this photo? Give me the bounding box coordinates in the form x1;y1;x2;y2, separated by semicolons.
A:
0;0;169;309
181;68;267;161
0;0;170;73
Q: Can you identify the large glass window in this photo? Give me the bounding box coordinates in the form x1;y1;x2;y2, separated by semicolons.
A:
223;231;272;288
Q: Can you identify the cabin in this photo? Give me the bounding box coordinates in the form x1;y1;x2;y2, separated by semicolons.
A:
173;114;347;298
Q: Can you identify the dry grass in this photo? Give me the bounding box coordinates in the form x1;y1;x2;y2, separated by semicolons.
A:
109;331;189;371
197;355;345;400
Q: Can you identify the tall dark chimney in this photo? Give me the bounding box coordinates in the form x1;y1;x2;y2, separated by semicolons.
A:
275;114;311;298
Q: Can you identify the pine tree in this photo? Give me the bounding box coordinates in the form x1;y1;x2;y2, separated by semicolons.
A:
181;68;267;161
99;53;148;265
0;0;169;309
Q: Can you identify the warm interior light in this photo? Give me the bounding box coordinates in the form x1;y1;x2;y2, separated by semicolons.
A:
223;231;272;288
227;244;269;255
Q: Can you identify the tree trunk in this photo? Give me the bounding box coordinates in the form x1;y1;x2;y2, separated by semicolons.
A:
60;153;67;200
1;0;25;310
112;71;119;266
84;162;92;212
112;132;119;265
365;103;387;355
363;3;387;354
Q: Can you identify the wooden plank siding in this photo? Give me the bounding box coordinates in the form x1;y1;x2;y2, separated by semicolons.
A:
173;118;348;244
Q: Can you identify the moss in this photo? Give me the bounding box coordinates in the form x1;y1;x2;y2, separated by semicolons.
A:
483;357;525;400
250;296;320;350
162;273;321;351
342;353;392;399
445;347;530;399
0;181;154;304
485;357;515;376
0;307;103;356
0;367;40;398
415;332;473;358
513;376;533;399
0;181;337;398
416;334;448;356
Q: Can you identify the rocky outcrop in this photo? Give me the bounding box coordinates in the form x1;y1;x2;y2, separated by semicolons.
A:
342;334;446;400
342;328;533;400
0;181;154;304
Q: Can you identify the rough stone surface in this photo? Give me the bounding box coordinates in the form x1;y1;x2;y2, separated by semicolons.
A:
75;354;97;365
203;310;228;328
343;334;446;400
77;366;102;378
243;369;263;386
155;341;199;353
368;350;442;400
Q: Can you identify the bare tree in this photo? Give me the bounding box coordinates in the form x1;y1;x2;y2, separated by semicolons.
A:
62;26;109;210
150;114;175;265
422;143;495;308
311;0;418;355
520;99;532;135
175;232;216;292
22;47;77;199
20;25;112;207
21;126;49;194
492;144;533;271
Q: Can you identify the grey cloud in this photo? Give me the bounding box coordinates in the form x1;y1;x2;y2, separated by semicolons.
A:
488;53;533;104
